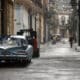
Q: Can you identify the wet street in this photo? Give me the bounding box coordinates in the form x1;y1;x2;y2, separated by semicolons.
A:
0;42;80;80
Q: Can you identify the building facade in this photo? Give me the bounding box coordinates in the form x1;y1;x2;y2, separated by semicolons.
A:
0;0;14;35
15;0;46;44
0;0;48;45
14;4;30;34
0;0;46;44
42;0;49;43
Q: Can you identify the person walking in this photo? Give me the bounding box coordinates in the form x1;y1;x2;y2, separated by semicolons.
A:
69;35;74;48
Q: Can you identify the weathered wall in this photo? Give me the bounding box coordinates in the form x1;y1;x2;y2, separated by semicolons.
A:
7;1;14;35
14;4;29;34
0;0;14;35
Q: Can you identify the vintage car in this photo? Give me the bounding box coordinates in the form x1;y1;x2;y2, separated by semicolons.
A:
0;35;33;64
17;29;40;58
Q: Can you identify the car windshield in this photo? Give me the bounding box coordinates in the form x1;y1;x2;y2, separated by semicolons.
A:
0;37;27;46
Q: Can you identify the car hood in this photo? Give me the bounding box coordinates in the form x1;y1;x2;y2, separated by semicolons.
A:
0;45;26;54
0;45;16;49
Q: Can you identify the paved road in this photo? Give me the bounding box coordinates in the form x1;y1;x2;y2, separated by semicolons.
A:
0;42;80;80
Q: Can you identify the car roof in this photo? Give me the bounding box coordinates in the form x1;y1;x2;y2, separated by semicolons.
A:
10;35;26;39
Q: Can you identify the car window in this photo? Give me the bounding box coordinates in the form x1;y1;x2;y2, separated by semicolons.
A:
12;38;28;47
20;39;28;46
0;37;28;47
7;38;19;46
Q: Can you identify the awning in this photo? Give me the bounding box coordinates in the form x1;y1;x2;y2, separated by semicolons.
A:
15;0;43;14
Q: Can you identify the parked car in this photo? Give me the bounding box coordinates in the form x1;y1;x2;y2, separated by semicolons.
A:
0;35;33;65
17;29;40;58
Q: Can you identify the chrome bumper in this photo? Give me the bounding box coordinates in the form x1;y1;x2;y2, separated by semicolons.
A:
0;55;28;60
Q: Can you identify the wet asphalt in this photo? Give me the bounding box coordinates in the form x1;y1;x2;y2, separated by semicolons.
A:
0;42;80;80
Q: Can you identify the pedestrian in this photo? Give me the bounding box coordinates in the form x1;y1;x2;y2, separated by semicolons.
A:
69;35;74;48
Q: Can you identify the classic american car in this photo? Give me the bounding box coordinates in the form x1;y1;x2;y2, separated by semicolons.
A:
0;35;33;64
17;29;40;58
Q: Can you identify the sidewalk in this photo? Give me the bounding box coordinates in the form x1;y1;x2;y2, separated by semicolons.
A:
40;41;80;59
40;41;51;52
